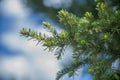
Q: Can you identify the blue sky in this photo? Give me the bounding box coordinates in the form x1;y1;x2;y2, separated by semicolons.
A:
0;0;93;80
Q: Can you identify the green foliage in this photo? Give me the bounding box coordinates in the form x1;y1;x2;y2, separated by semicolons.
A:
20;0;120;80
25;0;97;21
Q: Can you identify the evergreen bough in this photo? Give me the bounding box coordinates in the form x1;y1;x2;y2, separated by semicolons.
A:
20;0;120;80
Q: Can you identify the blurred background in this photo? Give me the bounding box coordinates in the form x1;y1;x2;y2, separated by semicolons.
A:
0;0;97;80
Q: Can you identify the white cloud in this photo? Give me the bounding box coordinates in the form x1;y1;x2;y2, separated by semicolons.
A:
0;53;59;80
0;0;30;18
1;57;29;75
0;56;32;80
43;0;73;9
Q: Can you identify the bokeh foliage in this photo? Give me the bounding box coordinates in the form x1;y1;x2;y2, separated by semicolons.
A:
24;0;97;21
24;0;120;21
